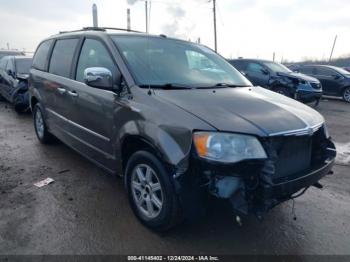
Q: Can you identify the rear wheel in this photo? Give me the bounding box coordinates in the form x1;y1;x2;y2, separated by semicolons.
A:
126;151;182;231
33;103;55;144
274;86;292;98
343;87;350;103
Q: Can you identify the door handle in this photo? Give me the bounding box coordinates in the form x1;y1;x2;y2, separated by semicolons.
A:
57;88;66;94
68;90;79;97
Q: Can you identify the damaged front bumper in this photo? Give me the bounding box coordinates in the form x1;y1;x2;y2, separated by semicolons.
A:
175;128;336;221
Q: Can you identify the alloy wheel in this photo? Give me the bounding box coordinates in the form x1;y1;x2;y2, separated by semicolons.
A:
344;88;350;102
35;109;44;139
131;164;163;219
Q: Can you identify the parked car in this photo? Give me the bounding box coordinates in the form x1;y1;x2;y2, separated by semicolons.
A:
228;59;323;104
297;65;350;103
29;28;336;231
0;56;32;113
0;50;25;59
343;67;350;73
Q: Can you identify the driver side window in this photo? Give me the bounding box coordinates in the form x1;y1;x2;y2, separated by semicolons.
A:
246;62;264;74
76;39;117;83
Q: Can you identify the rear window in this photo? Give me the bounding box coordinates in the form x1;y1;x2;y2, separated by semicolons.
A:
32;39;54;71
16;58;33;74
49;38;79;78
299;66;314;74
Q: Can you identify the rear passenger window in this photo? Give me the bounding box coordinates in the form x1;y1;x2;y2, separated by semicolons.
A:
32;39;53;71
76;39;117;83
0;58;7;70
49;38;79;78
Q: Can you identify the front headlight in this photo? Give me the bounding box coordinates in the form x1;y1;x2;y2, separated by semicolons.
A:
193;132;267;163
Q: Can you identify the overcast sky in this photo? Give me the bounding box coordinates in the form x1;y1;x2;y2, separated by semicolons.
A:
0;0;349;62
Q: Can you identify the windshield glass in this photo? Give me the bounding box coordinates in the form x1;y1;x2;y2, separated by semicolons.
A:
111;36;252;88
332;66;350;77
16;58;32;74
263;61;292;73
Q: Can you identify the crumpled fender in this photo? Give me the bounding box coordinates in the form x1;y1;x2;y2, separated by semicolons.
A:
115;119;193;175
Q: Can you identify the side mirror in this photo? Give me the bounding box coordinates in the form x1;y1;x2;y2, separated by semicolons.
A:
84;67;114;90
7;69;14;77
332;74;342;80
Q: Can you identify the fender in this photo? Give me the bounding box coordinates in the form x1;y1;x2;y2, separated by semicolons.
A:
115;120;193;176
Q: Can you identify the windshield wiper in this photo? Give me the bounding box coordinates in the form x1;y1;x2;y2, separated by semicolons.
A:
139;83;193;89
196;83;251;89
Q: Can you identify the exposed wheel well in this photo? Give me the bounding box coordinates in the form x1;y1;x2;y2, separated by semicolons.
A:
121;136;162;173
31;96;38;109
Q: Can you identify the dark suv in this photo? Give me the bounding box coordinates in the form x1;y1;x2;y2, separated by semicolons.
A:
29;28;336;231
228;59;323;104
297;65;350;103
0;56;33;113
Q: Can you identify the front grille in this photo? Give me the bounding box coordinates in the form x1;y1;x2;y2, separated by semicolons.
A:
270;136;312;180
310;82;321;89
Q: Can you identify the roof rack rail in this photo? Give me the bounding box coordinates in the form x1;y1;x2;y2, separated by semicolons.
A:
59;27;144;34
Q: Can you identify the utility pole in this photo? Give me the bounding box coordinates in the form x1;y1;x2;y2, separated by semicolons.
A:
127;8;131;31
273;52;275;62
329;35;337;63
213;0;217;52
145;1;148;33
92;3;98;27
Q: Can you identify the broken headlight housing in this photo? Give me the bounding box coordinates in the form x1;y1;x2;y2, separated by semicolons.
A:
193;132;267;163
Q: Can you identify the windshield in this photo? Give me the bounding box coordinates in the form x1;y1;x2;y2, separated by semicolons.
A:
16;58;32;74
263;61;292;73
111;36;252;88
332;66;350;77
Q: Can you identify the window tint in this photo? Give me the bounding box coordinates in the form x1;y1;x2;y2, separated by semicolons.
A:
6;59;14;71
299;66;315;74
315;67;333;76
49;38;79;78
15;58;33;74
229;60;247;71
246;62;265;73
0;58;7;70
33;39;53;71
76;39;117;83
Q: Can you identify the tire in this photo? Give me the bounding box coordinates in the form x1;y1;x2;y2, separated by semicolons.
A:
125;151;182;232
14;94;29;114
343;87;350;103
33;103;55;144
274;86;292;98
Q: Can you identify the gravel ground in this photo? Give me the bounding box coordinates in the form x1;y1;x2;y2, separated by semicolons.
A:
0;98;349;255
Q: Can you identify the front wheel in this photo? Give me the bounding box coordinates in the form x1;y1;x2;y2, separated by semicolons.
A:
343;87;350;103
33;103;55;144
125;151;182;231
274;86;292;98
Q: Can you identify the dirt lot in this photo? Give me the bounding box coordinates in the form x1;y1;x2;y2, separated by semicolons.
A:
0;98;349;255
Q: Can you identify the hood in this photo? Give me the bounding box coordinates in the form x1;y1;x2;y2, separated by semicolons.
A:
155;86;324;137
277;71;319;83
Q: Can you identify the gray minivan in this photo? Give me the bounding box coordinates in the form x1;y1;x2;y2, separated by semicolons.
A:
29;28;336;231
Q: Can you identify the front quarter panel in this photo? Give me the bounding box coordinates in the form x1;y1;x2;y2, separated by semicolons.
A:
113;87;215;174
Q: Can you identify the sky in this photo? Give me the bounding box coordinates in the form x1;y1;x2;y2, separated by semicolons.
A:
0;0;349;62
